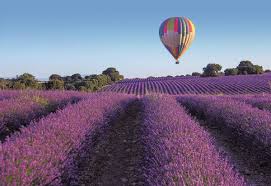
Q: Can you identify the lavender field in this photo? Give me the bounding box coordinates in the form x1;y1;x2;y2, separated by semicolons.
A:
0;74;271;186
102;73;271;95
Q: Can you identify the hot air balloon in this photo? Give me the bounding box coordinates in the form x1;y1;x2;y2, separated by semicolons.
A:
159;17;195;64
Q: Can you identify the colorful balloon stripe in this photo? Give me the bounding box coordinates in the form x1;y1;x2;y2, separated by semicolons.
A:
159;17;195;62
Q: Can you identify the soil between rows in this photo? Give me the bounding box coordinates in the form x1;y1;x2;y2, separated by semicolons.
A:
183;109;271;186
60;98;271;186
64;99;146;186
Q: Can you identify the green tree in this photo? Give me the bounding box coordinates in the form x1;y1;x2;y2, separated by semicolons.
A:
202;64;222;77
18;73;35;81
89;79;99;91
12;81;26;89
64;83;76;90
63;76;73;82
119;75;124;80
95;74;112;87
71;73;82;81
83;80;97;91
78;86;88;92
192;72;201;76
85;74;97;80
15;73;41;89
224;68;238;76
102;67;124;82
49;74;62;81
46;79;65;90
0;79;8;89
237;60;254;74
237;60;263;75
254;65;263;74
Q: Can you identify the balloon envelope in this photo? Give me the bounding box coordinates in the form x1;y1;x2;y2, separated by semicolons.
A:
159;17;195;63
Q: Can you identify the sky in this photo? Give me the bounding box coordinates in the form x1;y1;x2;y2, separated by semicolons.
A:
1;0;271;79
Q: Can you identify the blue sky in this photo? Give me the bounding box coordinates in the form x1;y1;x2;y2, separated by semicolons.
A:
1;0;271;79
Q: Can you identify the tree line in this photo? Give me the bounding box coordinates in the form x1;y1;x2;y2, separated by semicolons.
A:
0;61;269;91
192;60;270;77
0;67;124;91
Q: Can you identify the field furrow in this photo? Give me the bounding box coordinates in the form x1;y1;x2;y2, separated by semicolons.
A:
141;96;245;185
102;73;271;95
62;99;145;185
178;96;271;185
0;92;83;141
228;95;271;112
0;93;132;185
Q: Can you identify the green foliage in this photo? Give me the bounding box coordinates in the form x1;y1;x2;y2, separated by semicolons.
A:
192;72;201;76
46;67;122;92
12;81;26;89
237;60;254;74
63;76;72;82
0;79;8;89
90;74;112;87
102;67;117;74
64;83;76;90
200;60;265;77
224;68;238;76
254;65;263;74
46;79;65;90
8;73;41;90
82;81;96;91
102;67;124;82
0;67;123;91
237;60;263;75
71;73;82;81
49;74;62;81
78;86;88;92
18;73;35;81
202;64;222;77
119;75;124;80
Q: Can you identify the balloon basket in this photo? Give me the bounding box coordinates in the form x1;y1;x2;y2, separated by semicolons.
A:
175;61;180;64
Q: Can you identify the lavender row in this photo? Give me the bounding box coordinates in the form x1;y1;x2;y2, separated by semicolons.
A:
0;90;22;101
0;91;85;141
227;94;271;112
103;73;271;95
0;93;133;185
178;96;271;154
120;73;271;83
141;96;244;185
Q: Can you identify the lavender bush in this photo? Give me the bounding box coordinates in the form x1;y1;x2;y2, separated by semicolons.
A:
0;90;22;101
0;93;133;185
178;96;271;153
0;91;84;141
142;95;245;185
228;94;271;112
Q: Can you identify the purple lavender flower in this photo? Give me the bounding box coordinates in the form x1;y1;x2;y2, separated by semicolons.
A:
142;95;245;185
0;93;133;185
102;73;271;95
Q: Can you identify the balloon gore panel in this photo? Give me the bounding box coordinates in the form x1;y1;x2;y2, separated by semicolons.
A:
159;17;195;62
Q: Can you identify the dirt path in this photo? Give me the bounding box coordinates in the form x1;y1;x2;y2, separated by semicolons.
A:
66;99;146;186
196;119;271;186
